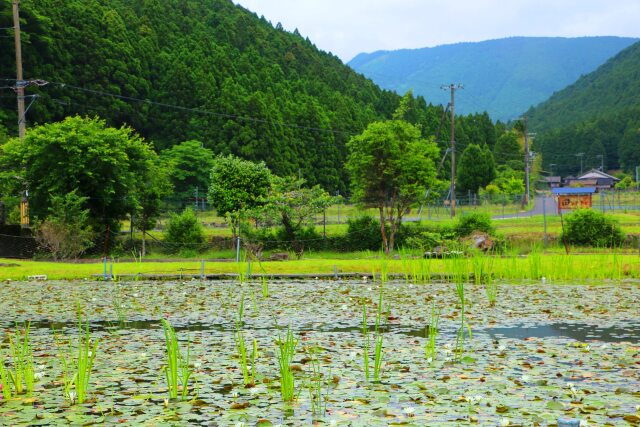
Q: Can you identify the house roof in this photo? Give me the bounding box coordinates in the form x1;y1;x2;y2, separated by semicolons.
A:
545;176;561;183
578;169;620;181
552;187;597;195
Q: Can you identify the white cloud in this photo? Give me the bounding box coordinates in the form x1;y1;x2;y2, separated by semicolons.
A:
234;0;640;61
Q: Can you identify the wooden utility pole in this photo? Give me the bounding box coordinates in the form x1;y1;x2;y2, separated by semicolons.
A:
13;0;25;140
442;84;463;217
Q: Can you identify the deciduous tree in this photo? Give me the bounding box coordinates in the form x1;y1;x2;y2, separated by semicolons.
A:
346;120;440;254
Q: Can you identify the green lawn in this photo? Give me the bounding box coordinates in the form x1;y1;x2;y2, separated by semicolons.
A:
3;251;639;282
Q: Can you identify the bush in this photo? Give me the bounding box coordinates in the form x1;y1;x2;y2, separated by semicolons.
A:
404;231;443;251
165;208;206;253
562;209;625;247
455;212;495;237
342;215;383;251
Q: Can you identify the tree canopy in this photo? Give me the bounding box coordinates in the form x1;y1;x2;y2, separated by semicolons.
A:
1;116;160;239
208;154;272;237
347;120;440;253
160;140;214;204
457;144;496;194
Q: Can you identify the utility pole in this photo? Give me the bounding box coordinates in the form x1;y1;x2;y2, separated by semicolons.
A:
12;0;25;140
596;154;604;171
442;83;463;217
522;116;530;206
575;153;584;175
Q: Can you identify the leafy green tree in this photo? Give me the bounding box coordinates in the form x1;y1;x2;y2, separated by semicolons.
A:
209;155;272;238
1;116;160;244
493;132;523;166
134;159;172;256
346;120;440;254
252;176;335;256
457;144;496;194
160;140;214;204
165;207;206;254
34;191;94;260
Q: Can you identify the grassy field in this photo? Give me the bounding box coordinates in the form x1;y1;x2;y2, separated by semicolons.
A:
2;250;639;282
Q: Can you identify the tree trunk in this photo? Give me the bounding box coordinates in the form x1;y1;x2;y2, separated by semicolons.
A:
141;228;146;257
378;206;389;254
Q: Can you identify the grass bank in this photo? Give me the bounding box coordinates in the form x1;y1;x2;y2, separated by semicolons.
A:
2;252;639;282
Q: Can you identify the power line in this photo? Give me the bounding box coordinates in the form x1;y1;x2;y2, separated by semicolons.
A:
47;80;356;137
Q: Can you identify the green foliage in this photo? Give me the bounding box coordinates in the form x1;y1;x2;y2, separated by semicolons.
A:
161;319;193;401
134;158;172;256
528;41;640;175
209;155;272;236
615;175;636;189
350;37;637;121
0;0;405;193
562;209;625;247
456;144;496;194
161;140;214;203
343;215;383;252
253;177;335;251
347;120;440;253
618;122;640;172
493;132;523;166
33;191;94;260
165;208;205;253
404;231;443;252
455;212;495;237
1;116;159;237
528;41;640;133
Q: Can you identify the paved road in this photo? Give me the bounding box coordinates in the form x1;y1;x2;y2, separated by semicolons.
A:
493;196;557;219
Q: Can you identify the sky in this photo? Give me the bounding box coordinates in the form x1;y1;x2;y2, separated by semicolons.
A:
234;0;640;62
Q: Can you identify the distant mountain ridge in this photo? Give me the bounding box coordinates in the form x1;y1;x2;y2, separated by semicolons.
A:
349;37;638;121
526;40;640;175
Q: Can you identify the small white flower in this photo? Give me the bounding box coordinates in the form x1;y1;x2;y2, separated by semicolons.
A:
68;390;76;404
541;277;546;284
403;406;416;416
231;391;239;398
367;287;372;291
163;398;169;407
234;423;246;427
341;304;348;310
500;418;510;426
34;371;45;380
498;344;507;352
329;420;338;427
520;374;530;383
579;421;588;427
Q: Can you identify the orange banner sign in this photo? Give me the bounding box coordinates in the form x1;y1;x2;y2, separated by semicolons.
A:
557;195;592;211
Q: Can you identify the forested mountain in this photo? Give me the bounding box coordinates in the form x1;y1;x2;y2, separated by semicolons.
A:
1;0;401;193
0;0;508;194
349;37;637;122
527;41;640;175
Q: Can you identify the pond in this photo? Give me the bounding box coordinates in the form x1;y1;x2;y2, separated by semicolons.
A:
0;279;639;426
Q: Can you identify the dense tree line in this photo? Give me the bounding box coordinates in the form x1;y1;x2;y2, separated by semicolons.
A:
0;0;512;196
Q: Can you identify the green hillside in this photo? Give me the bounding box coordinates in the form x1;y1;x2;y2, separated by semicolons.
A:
527;41;640;175
349;37;637;122
1;0;403;193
